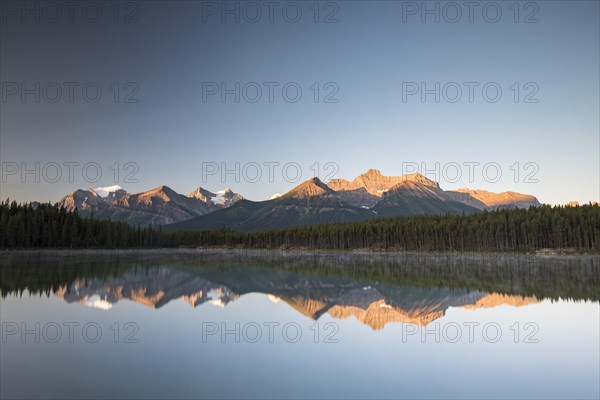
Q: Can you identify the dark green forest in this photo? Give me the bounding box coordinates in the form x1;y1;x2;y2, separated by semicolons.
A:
1;200;599;252
0;200;162;249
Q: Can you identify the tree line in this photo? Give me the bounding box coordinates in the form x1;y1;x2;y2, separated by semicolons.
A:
0;200;162;249
168;203;600;252
1;199;599;252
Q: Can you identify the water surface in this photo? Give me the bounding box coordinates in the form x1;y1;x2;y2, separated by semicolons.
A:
1;250;599;399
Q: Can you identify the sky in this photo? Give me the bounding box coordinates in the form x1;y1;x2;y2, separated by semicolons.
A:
1;0;599;205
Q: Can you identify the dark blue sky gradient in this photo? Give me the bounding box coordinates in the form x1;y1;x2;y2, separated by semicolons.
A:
1;1;598;204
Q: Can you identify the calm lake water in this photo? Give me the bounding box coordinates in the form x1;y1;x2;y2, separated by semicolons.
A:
1;250;599;399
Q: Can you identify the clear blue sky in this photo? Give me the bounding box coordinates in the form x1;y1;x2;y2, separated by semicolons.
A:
1;1;598;204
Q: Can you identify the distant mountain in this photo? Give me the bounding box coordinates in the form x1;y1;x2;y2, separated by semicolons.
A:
58;185;243;226
284;176;335;198
57;168;540;230
335;187;380;208
188;187;243;208
329;169;538;210
455;188;541;209
328;169;438;195
373;180;480;216
329;169;441;204
168;170;539;231
169;177;376;231
58;188;113;215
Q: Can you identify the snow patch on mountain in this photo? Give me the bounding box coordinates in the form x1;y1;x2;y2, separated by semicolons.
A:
94;185;123;197
211;190;229;205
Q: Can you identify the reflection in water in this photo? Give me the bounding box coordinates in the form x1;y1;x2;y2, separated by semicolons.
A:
53;266;540;329
57;268;239;310
1;250;599;400
2;250;597;329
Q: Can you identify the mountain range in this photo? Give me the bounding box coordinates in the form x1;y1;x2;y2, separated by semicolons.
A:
58;185;243;226
58;169;540;230
168;169;540;231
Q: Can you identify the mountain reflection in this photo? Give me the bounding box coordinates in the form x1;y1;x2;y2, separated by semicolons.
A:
3;250;597;329
53;266;539;328
57;268;239;310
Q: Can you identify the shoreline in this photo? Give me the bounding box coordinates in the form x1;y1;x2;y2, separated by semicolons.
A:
4;247;599;303
2;247;598;259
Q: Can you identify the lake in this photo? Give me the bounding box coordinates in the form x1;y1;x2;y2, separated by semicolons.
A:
1;250;599;399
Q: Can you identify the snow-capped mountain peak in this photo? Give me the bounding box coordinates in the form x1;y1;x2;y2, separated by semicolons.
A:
94;185;123;197
210;189;242;207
